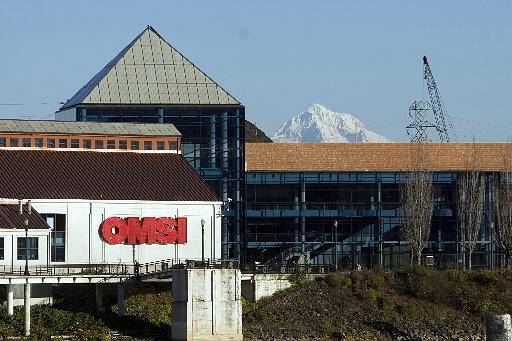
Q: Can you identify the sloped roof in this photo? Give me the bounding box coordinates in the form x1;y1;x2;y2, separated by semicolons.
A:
245;142;512;172
0;204;50;230
0;150;220;202
0;119;180;137
60;26;239;110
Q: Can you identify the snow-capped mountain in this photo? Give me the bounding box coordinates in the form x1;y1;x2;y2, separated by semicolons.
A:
272;103;390;143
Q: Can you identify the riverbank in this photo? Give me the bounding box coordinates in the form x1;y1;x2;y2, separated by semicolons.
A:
243;267;512;340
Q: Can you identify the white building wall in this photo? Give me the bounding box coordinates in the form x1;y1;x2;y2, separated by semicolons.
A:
0;199;222;266
0;230;50;269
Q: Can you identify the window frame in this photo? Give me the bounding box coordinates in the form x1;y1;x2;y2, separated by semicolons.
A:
17;237;39;260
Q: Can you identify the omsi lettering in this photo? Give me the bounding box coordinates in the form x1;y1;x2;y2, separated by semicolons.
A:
100;217;187;245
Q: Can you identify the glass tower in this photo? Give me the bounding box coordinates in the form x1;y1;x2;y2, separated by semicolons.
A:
57;26;245;259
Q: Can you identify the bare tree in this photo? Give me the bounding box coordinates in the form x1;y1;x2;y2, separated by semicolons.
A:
457;145;485;270
399;143;434;266
493;150;512;269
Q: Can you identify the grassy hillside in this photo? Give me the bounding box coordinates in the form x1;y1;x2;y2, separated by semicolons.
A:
1;269;511;340
243;268;512;340
0;282;171;340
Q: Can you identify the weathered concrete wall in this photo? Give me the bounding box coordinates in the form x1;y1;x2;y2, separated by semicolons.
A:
171;268;242;341
241;274;292;303
486;313;512;341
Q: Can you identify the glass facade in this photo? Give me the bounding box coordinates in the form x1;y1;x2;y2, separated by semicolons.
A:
73;105;245;259
245;171;495;270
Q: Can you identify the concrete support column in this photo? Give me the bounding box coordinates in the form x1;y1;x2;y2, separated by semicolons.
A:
96;284;104;313
171;268;242;341
24;284;30;337
486;313;512;340
7;284;14;316
117;283;125;317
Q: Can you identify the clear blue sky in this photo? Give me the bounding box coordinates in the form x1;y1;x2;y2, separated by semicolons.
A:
0;1;510;141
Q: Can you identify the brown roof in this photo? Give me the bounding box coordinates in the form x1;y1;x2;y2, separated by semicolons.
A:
245;143;512;172
0;204;50;230
0;150;220;202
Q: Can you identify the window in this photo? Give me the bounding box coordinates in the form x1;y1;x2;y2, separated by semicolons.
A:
10;138;19;147
131;141;139;150
71;139;80;148
107;140;116;149
34;138;43;147
0;237;3;260
43;214;66;262
59;139;68;148
119;140;127;150
169;141;177;150
22;138;31;147
156;141;165;150
95;140;104;149
0;138;6;147
144;141;152;150
83;140;91;149
17;237;38;260
47;139;55;148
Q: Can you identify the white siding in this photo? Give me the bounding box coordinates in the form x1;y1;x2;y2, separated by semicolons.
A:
0;199;222;266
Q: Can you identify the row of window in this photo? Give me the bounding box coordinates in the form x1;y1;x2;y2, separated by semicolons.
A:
0;237;38;260
0;137;178;151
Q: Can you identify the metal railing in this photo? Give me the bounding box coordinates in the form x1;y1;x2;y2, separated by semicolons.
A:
0;263;132;277
0;259;239;278
137;258;239;277
242;263;333;274
264;235;328;266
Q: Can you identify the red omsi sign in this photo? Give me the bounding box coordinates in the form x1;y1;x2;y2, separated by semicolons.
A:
100;217;187;245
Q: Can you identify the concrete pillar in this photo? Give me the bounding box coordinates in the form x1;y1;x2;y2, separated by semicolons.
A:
24;284;30;337
117;283;125;317
96;284;104;313
486;313;512;340
171;268;242;341
7;285;14;316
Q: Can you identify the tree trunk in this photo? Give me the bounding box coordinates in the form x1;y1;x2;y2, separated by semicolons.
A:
417;250;422;266
468;250;472;270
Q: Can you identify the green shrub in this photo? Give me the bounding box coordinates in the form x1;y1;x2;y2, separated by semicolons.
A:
470;270;500;286
366;272;386;290
289;269;308;285
350;271;365;290
325;273;352;288
400;265;431;279
377;295;394;311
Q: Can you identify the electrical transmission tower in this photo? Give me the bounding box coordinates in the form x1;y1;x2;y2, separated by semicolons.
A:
407;56;455;142
406;101;435;142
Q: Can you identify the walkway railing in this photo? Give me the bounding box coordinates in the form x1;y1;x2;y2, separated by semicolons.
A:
137;258;239;277
0;264;132;277
0;259;240;278
242;263;333;274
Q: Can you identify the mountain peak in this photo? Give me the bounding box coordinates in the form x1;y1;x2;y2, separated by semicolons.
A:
272;104;390;143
